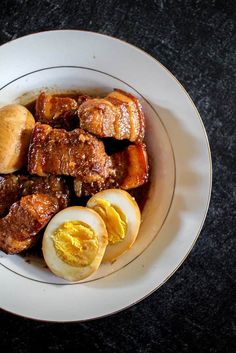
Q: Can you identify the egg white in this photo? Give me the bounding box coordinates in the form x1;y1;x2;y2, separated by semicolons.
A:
42;206;108;282
87;189;141;262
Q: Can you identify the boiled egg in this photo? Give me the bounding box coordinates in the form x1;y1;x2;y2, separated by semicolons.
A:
87;189;141;262
42;206;108;281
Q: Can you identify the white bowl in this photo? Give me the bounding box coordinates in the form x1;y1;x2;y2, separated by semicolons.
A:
0;31;211;321
0;66;175;284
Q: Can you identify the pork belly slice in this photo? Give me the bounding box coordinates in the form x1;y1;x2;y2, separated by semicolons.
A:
28;123;112;183
0;174;69;217
78;89;145;143
113;143;148;190
0;193;60;254
36;92;77;121
74;143;148;197
21;175;70;209
35;92;90;130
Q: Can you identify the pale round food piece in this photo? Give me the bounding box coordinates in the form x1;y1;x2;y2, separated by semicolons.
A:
0;104;35;173
87;189;141;262
42;206;108;282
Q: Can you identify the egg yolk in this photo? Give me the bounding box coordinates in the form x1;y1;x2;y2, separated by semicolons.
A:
52;221;98;267
92;198;127;244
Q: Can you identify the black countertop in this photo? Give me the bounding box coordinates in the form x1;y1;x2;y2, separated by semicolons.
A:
0;1;235;352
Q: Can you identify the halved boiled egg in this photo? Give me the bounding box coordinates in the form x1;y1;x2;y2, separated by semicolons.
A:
87;189;141;262
42;206;108;281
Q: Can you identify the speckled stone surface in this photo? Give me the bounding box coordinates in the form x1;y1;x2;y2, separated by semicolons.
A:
0;0;235;352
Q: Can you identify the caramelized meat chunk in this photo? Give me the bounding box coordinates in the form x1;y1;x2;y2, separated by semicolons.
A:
78;89;145;143
0;175;69;216
112;143;148;190
35;92;78;130
21;175;70;209
0;194;59;254
74;143;148;196
36;92;78;122
28;123;112;183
